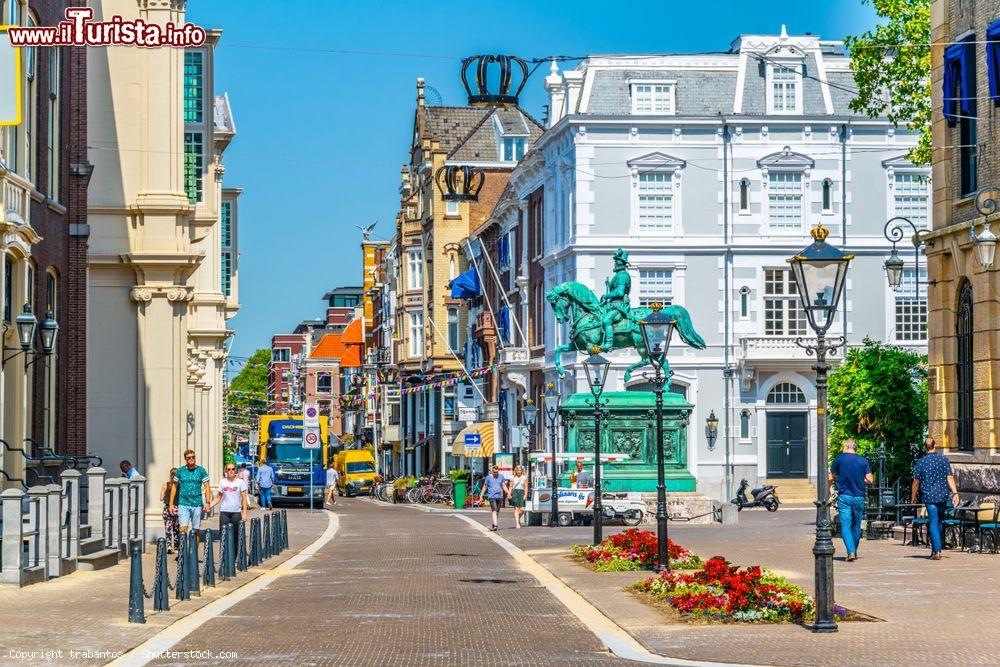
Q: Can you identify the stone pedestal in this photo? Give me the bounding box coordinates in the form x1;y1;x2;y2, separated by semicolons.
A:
560;391;697;492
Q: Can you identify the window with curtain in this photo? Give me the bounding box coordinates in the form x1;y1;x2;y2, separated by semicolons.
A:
637;172;673;233
943;36;978;195
498;306;510;345
988;20;1000;104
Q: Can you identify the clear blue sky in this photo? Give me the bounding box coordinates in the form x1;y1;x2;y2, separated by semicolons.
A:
188;0;880;361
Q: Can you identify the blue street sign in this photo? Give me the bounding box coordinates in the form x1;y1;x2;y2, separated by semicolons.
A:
464;433;481;445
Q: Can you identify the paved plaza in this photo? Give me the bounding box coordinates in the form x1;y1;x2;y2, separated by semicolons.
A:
3;499;1000;666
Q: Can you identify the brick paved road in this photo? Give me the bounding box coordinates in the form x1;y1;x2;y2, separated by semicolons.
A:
156;499;631;666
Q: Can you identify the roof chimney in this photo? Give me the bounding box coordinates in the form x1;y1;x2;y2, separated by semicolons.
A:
416;77;425;107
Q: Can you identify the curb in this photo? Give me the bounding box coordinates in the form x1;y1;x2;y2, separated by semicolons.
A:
106;510;340;667
454;514;770;667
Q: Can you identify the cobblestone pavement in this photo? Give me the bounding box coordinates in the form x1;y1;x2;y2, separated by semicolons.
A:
470;506;1000;666
0;508;328;667
156;498;632;666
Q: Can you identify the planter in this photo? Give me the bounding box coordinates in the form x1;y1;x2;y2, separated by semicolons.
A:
452;480;467;509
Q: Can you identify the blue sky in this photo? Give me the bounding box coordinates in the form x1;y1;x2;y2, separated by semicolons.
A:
188;0;880;360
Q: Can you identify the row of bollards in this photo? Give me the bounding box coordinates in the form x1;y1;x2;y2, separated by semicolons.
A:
128;510;289;623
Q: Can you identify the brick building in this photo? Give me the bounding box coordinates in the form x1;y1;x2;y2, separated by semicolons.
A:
927;0;1000;493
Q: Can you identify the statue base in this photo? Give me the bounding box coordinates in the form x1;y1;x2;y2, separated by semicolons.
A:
559;391;697;493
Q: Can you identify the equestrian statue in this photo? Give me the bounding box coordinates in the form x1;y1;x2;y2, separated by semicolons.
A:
546;248;706;383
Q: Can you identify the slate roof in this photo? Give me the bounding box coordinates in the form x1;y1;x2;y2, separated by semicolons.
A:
420;104;543;162
422;107;489;154
587;69;738;116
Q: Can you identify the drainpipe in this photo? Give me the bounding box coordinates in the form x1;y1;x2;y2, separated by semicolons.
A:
722;120;732;502
841;124;848;354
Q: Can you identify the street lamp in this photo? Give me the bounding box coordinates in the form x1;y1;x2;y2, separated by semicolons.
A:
705;411;719;450
638;302;675;571
883;217;929;297
582;345;611;546
543;382;561;527
523;399;537;457
971;186;999;269
3;303;58;367
787;222;852;634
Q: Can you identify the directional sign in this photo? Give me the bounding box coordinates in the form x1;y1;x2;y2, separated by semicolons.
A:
464;433;481;446
303;403;320;428
303;427;321;450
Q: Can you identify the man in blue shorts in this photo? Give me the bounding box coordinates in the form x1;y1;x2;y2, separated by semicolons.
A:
169;449;211;536
483;466;509;532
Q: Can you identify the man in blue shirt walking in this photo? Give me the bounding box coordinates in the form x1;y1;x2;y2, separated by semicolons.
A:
830;439;873;562
482;466;509;532
912;436;960;560
256;461;276;510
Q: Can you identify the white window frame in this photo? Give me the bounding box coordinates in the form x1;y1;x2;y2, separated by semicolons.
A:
636;268;674;307
759;148;814;235
766;60;803;115
630;80;676;115
445;200;460;216
627;152;685;237
500;136;526;162
888;170;931;230
888;266;928;343
762;268;807;337
406;248;423;291
408;311;424;358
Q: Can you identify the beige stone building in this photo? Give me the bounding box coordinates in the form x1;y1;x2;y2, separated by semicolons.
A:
87;1;240;527
927;0;1000;492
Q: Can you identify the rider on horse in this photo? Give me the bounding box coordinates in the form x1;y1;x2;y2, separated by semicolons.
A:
597;249;633;351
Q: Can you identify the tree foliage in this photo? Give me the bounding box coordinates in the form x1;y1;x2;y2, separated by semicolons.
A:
827;338;927;482
228;348;269;410
845;0;931;165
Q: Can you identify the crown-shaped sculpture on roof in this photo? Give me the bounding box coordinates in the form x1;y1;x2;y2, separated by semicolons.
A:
461;54;528;106
436;165;485;202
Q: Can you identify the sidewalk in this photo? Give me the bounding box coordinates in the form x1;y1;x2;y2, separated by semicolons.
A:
469;509;1000;666
0;507;329;666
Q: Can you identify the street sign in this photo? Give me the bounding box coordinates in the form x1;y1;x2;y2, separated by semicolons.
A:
464;433;481;445
303;427;321;450
303;403;320;428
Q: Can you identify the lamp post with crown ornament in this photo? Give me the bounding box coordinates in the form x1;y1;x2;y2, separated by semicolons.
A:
582;345;611;545
543;382;561;527
787;222;852;633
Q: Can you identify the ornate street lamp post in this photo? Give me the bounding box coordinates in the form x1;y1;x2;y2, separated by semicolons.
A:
523;400;536;492
883;217;930;296
705;411;719;451
637;302;676;571
582;346;611;546
787;222;852;633
543;382;561;527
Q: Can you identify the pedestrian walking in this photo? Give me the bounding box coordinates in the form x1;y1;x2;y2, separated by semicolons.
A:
912;436;960;560
159;467;180;553
325;460;340;505
483;466;509;531
237;462;256;508
210;463;249;534
508;465;528;529
120;460;140;479
169;450;211;538
256;460;275;510
829;438;873;561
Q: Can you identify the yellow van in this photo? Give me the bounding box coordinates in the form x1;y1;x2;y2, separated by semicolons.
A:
334;449;377;496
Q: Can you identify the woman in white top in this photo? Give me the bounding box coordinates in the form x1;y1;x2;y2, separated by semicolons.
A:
209;463;248;534
507;465;528;529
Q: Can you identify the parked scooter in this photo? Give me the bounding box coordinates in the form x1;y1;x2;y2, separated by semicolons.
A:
731;479;780;512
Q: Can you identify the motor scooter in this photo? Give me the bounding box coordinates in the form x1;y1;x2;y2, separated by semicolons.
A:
731;478;780;512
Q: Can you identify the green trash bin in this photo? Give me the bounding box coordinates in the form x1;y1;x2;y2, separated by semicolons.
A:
453;480;467;509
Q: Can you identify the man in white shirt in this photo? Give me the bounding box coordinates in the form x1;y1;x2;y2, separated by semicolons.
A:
325;460;340;505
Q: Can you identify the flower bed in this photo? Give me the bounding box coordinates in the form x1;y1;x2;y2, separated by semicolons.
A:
572;529;702;572
633;556;816;623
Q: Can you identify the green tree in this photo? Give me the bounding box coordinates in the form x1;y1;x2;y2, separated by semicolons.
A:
225;348;270;461
828;338;927;483
845;0;931;166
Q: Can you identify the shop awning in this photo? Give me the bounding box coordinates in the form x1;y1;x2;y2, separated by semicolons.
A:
448;268;480;300
452;421;494;458
527;452;632;463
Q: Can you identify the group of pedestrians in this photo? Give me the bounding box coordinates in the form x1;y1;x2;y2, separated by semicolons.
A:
156;450;261;554
830;436;960;562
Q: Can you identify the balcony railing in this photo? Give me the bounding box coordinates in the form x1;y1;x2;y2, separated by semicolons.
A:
2;172;30;225
739;335;817;363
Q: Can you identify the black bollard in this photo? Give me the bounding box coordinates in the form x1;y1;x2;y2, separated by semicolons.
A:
203;529;216;587
128;544;146;623
187;529;201;596
282;510;289;551
218;525;230;581
176;532;190;601
249;517;261;566
263;514;272;559
272;512;280;554
237;521;247;571
153;538;170;612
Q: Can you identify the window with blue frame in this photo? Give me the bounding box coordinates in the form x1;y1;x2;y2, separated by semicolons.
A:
988;20;1000;104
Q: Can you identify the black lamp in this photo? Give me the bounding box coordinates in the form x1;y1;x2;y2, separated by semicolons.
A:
15;303;36;352
787;223;853;333
39;310;58;355
582;346;611;397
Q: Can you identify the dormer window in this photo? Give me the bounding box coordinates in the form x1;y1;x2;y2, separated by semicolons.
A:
767;61;802;114
631;81;675;114
502;137;525;162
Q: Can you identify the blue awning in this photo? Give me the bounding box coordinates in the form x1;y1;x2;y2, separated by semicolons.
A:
943;36;977;126
988;20;1000;104
448;267;480;300
498;306;510;344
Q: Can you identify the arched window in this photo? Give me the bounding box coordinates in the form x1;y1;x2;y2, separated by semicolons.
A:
740;409;751;439
822;178;833;212
767;382;806;404
45;269;56;317
956;280;974;451
739;178;750;212
739;285;750;319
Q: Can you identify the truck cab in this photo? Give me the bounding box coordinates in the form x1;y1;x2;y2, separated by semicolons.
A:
334;449;377;497
259;415;328;505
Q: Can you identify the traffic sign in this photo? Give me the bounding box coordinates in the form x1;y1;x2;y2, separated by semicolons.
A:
464;433;481;445
303;427;321;450
303;403;319;428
